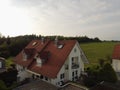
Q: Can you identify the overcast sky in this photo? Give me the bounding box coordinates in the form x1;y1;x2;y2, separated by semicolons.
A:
0;0;120;40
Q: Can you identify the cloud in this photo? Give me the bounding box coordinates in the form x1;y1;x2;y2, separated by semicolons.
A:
5;0;120;40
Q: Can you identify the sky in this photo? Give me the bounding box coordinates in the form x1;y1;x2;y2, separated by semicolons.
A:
0;0;120;40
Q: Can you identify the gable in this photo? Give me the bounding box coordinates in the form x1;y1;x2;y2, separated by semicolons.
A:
76;42;89;64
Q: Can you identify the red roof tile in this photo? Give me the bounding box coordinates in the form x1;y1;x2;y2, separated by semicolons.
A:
112;44;120;60
14;40;50;67
14;40;77;78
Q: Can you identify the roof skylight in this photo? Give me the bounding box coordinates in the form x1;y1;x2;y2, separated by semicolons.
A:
58;44;64;49
32;42;37;46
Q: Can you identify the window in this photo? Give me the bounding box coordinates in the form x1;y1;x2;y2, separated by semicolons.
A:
32;42;37;46
63;74;64;78
22;52;27;61
60;81;64;86
72;78;74;81
60;74;62;79
76;70;78;75
74;48;77;52
36;58;42;66
58;44;64;49
71;57;78;64
57;82;60;85
72;72;74;77
36;75;39;78
45;77;48;81
32;74;35;79
71;57;79;69
40;75;43;79
60;73;64;79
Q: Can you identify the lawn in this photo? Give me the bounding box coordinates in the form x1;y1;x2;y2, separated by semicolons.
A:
80;42;120;66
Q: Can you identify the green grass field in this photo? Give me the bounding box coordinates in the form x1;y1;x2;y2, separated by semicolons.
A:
80;42;120;66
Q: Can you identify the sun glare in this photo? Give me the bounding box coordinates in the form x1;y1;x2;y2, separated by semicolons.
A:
0;0;34;37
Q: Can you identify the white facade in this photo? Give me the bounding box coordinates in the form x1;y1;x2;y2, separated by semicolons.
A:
16;42;86;87
112;59;120;72
112;59;120;80
16;64;32;81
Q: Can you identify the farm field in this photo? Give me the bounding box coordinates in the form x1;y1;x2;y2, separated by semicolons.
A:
80;41;120;66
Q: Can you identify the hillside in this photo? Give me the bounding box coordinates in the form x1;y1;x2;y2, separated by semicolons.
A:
80;42;120;66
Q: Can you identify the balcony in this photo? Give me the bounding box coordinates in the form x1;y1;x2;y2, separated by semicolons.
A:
72;63;79;69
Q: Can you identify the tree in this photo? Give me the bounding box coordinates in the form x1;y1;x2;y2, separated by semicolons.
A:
0;80;8;90
106;55;112;64
6;36;11;45
98;59;105;68
84;63;117;87
99;63;117;83
94;37;101;42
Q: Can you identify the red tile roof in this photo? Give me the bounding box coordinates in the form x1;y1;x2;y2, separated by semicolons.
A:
14;40;50;67
14;39;77;78
112;44;120;60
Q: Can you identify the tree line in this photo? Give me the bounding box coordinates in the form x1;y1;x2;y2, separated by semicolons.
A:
0;34;101;58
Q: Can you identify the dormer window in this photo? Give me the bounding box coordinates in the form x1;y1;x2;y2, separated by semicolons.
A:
32;42;37;46
36;51;50;67
22;51;27;61
22;48;35;61
36;58;42;67
58;44;64;49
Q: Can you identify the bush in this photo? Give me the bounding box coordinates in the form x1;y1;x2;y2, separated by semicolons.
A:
99;63;117;83
0;80;8;90
84;63;117;87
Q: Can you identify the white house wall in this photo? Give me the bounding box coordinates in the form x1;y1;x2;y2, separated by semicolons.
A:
16;64;32;81
68;42;84;81
112;59;120;72
51;63;66;86
77;42;85;72
50;42;84;86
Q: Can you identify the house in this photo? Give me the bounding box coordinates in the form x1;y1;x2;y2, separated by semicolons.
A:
112;44;120;80
14;38;88;87
13;80;88;90
0;57;6;73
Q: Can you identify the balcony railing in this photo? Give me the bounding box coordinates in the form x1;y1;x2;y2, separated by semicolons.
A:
72;63;79;69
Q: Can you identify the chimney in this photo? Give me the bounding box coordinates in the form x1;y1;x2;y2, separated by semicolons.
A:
41;37;45;44
55;36;58;46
